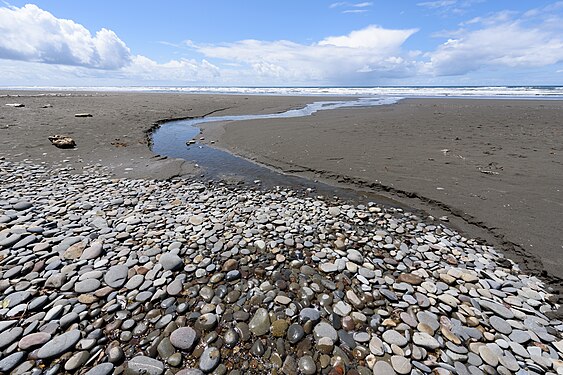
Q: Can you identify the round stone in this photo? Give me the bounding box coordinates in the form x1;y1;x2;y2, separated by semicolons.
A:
271;320;289;337
391;356;412;375
489;316;512;335
84;363;114;375
479;345;499;367
224;328;239;348
478;300;514;319
104;265;129;288
127;356;165;375
0;327;23;349
0;352;25;373
298;355;316;375
397;273;423;285
346;249;363;264
199;347;220;373
13;201;32;211
373;360;397;375
382;330;408;347
313;322;338;343
412;332;440;350
159;253;183;271
18;332;51;350
287;324;305;344
195;313;217;331
334;301;352;316
65;351;90;371
108;346;125;363
37;330;81;359
249;308;270;336
75;279;101;293
170;327;197;351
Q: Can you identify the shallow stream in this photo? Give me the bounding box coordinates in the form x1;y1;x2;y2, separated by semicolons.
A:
151;97;401;203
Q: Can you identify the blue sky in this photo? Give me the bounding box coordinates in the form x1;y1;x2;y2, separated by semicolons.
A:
1;1;562;86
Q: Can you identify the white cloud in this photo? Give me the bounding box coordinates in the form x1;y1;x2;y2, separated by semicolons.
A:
329;2;372;14
417;0;482;16
353;2;373;8
0;4;221;84
318;25;416;50
1;3;563;86
417;1;457;9
342;10;368;14
427;13;563;76
193;25;418;84
0;4;130;69
123;55;220;82
330;2;372;8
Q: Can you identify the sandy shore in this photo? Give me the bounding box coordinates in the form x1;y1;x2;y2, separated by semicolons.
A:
201;99;563;285
0;91;323;179
1;91;562;288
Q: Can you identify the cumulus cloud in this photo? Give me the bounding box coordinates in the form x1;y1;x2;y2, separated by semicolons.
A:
0;4;221;84
123;56;220;81
1;2;563;85
193;25;418;84
0;4;130;69
427;12;563;76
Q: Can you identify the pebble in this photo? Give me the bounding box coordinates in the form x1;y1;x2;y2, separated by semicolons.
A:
199;347;220;373
18;332;51;349
383;330;408;347
391;355;412;374
373;360;397;375
104;265;129;288
0;159;560;375
412;332;440;350
287;323;305;344
478;300;515;319
37;330;81;358
489;315;512;335
127;356;165;375
84;363;114;375
249;308;270;336
298;355;317;374
0;351;25;372
159;252;183;270
313;322;338;342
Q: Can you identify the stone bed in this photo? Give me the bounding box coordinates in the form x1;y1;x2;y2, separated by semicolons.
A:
0;159;561;375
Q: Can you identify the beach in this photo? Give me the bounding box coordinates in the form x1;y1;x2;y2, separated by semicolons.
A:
201;99;563;284
2;92;562;284
1;91;562;374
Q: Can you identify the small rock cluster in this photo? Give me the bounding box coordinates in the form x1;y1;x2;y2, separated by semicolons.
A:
0;159;562;375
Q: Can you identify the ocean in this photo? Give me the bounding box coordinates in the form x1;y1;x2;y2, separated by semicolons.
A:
4;86;563;99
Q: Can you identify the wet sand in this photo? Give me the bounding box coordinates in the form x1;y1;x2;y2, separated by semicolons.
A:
1;91;562;291
0;91;324;179
201;99;563;287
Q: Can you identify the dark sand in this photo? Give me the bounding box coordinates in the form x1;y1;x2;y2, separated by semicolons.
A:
0;91;323;179
1;92;562;291
201;99;563;287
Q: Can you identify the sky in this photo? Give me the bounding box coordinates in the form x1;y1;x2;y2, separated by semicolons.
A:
1;1;563;86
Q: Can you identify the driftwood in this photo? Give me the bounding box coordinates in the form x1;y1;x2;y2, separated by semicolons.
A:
48;135;76;149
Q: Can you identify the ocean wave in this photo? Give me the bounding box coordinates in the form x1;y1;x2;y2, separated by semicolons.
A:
4;85;563;98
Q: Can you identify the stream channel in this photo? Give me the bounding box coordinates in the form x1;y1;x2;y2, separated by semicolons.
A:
151;97;402;205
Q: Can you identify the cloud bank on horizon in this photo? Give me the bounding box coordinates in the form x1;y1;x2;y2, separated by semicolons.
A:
1;2;563;86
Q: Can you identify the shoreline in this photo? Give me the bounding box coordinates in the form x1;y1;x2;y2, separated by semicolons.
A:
198;98;563;292
2;91;563;373
1;91;562;296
